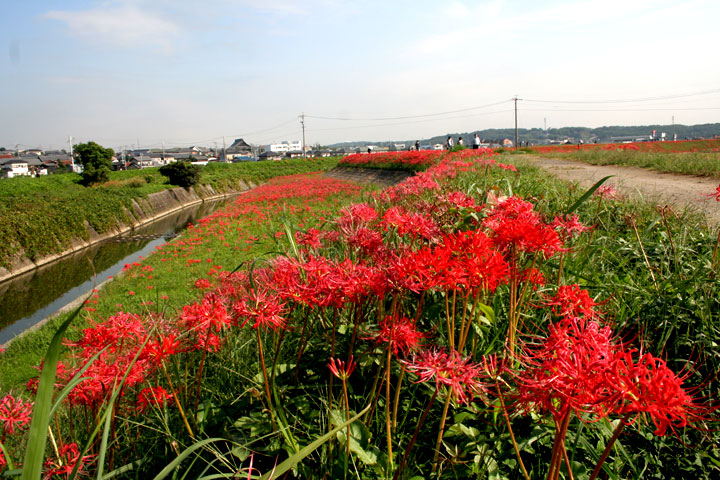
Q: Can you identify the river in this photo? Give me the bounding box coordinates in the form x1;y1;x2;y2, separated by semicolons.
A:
0;198;233;345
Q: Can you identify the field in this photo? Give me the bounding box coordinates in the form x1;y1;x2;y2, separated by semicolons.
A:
0;158;340;269
524;138;720;178
0;150;718;479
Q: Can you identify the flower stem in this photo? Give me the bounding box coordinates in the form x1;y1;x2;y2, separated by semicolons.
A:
496;381;530;480
161;363;194;438
431;390;453;473
589;418;627;480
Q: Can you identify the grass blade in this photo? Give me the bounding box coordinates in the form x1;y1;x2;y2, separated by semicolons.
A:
566;175;614;214
260;403;372;480
152;438;227;480
21;299;87;480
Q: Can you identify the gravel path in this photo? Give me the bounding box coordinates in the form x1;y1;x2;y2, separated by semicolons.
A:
523;155;720;226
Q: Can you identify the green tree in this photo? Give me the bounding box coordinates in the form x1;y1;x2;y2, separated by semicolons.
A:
159;160;201;188
75;141;114;185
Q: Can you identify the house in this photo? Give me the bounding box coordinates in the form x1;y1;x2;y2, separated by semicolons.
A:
225;138;252;160
258;151;284;161
149;152;176;165
287;150;304;159
1;158;31;178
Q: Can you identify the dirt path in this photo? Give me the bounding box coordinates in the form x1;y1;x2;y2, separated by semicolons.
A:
523;155;720;226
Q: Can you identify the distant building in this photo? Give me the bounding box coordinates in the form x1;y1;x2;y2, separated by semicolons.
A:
225;138;253;160
1;158;31;178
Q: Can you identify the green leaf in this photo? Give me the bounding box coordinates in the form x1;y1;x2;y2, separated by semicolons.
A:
21;299;86;480
260;403;371;480
566;175;614;213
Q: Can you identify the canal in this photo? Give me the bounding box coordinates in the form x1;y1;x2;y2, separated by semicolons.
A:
0;198;233;345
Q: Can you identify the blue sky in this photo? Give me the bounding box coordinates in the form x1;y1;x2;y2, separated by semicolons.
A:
3;0;720;150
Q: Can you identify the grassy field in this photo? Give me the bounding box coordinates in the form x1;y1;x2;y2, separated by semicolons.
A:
0;158;339;268
1;151;718;479
526;138;720;178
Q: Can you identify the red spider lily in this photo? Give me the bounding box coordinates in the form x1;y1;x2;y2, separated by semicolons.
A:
442;191;478;210
595;185;618;199
603;350;708;436
404;348;489;405
337;203;379;230
515;317;619;422
551;213;592;238
382;206;440;241
483;196;563;257
136;386;174;412
0;394;33;435
180;293;232;333
194;278;212;289
368;315;427;356
706;184;720;202
43;443;95;479
328;356;357;381
144;333;186;363
295;228;323;249
233;288;287;330
544;284;603;319
65;312;146;360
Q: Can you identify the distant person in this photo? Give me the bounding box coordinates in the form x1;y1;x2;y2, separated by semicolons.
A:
367;147;372;154
415;140;420;151
446;136;454;150
473;133;480;149
458;136;464;147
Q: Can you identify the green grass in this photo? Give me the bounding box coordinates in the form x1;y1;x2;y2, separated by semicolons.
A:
537;149;720;178
0;158;339;269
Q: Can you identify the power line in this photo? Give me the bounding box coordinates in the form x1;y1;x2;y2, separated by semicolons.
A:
523;88;720;104
305;99;513;122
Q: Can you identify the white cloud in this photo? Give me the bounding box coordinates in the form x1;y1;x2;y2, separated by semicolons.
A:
45;4;179;50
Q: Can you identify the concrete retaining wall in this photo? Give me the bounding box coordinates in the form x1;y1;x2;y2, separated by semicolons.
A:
0;182;254;284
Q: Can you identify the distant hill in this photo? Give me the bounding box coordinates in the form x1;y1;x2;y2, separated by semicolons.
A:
326;123;720;149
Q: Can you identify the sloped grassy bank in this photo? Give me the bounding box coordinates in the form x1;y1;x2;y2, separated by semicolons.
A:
0;158;339;282
1;150;718;479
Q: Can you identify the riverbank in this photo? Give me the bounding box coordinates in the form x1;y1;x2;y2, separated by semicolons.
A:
0;158;340;283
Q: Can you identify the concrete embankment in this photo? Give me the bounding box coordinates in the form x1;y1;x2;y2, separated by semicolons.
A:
323;166;415;187
0;181;255;284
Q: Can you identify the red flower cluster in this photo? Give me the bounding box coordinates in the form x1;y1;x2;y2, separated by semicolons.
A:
404;348;489;405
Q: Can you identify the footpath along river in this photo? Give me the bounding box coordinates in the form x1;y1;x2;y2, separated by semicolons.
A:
0;197;234;345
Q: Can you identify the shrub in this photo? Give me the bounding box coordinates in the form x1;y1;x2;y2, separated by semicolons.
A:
159;161;201;188
75;141;114;186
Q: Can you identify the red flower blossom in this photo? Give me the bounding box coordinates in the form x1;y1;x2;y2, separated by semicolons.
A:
515;317;618;422
404;348;489;405
136;386;174;412
603;351;706;436
43;443;95;479
328;356;357;381
233;288;287;330
368;315;427;356
544;284;603;319
0;394;33;435
706;184;720;202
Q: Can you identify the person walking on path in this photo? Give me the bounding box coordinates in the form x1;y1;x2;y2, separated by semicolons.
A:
458;136;464;147
415;140;420;151
446;136;454;150
473;133;481;149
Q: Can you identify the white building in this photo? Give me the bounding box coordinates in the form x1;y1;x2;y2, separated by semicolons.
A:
267;141;303;154
1;158;31;178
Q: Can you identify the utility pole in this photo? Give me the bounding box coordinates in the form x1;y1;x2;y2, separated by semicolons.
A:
68;136;74;170
222;136;226;162
162;141;165;161
513;96;519;149
300;113;306;157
